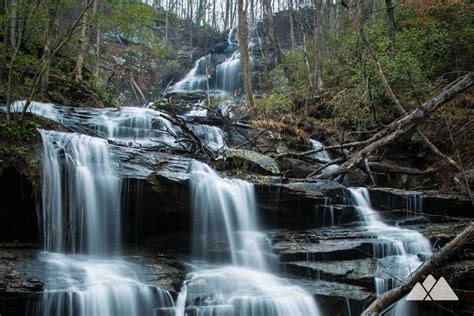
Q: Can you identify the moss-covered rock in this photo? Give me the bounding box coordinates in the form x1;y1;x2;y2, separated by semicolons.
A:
222;148;280;175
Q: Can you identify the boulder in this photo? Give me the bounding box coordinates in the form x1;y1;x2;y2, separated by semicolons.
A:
222;148;281;175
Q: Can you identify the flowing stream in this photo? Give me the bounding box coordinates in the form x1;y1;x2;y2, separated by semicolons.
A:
348;188;432;315
175;161;321;316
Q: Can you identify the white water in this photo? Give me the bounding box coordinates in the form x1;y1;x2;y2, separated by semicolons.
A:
9;101;229;152
170;28;256;96
31;130;174;316
171;55;212;92
175;161;321;316
11;100;59;121
189;124;226;151
310;139;339;173
93;106;178;147
348;188;432;315
40;130;122;254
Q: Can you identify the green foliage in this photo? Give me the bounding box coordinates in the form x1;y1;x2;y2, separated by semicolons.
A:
0;119;41;142
253;67;292;118
104;2;164;51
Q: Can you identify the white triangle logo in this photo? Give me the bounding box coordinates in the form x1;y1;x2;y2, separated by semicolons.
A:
406;275;458;301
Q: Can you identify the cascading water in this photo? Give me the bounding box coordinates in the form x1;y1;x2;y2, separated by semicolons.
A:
348;188;432;315
93;106;178;147
171;55;213;92
175;161;321;316
39;130;122;254
309;139;339;173
29;130;174;316
170;28;256;96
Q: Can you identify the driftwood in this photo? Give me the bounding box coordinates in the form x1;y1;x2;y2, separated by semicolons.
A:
362;221;474;315
312;73;473;180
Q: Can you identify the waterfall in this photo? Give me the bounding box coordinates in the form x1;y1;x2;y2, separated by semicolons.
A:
348;188;432;315
171;55;212;92
189;124;226;151
175;161;321;316
40;130;122;254
310;139;339;173
30;130;174;316
170;28;256;96
93;107;178;147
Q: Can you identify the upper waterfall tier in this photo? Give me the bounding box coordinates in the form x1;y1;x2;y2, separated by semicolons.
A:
169;28;258;96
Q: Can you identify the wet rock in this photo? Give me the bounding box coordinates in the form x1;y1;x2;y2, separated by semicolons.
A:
157;91;209;114
282;259;377;290
0;244;45;316
289;277;375;316
368;187;473;219
255;180;347;229
0;167;38;242
222;148;281;175
277;158;317;178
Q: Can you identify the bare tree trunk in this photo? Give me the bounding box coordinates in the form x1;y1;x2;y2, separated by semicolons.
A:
9;0;16;48
312;0;323;91
314;73;473;180
262;0;282;65
224;0;230;29
363;221;474;315
288;0;296;52
237;0;255;107
385;0;396;54
40;0;59;91
1;0;7;89
74;0;89;83
294;14;313;87
21;0;94;119
93;0;101;82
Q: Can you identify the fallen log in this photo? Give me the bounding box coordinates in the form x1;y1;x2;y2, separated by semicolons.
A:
312;73;473;180
362;221;474;315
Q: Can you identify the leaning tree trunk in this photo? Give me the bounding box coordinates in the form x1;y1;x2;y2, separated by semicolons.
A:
314;73;474;180
385;0;396;55
262;0;283;65
312;0;324;91
74;0;89;83
237;0;255;107
363;221;474;315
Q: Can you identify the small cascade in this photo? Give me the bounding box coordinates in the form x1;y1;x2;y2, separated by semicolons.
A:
348;187;432;315
406;192;423;217
175;161;321;316
189;124;226;151
310;139;339;173
93;107;178;147
30;130;174;316
170;28;257;96
171;55;212;92
11;100;59;121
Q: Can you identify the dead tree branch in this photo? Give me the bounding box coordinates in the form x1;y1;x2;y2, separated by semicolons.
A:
312;73;473;180
362;221;474;315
